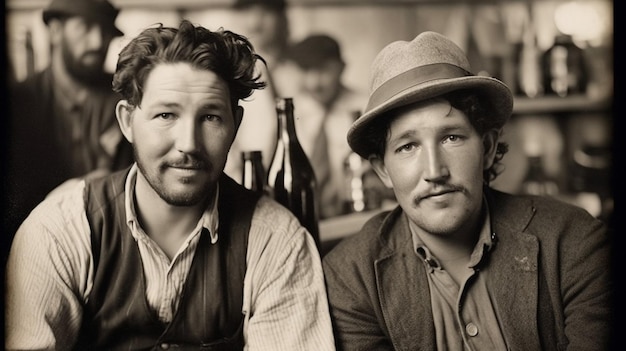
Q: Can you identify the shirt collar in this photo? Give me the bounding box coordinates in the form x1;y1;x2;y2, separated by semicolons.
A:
124;164;220;244
411;195;496;270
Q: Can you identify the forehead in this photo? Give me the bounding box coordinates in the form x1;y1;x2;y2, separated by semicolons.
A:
141;63;231;104
62;16;112;32
386;99;474;135
304;60;343;73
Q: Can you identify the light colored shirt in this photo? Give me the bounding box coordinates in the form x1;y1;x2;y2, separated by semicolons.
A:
411;204;508;351
293;87;367;218
6;164;335;351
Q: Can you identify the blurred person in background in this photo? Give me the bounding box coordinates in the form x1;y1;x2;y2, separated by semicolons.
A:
224;0;299;183
323;31;611;350
5;20;335;350
5;0;133;238
286;34;367;218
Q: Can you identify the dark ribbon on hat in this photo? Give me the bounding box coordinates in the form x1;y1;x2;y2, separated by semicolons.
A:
365;63;472;112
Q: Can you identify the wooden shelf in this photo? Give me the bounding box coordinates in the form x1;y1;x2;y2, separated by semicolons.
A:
513;94;612;115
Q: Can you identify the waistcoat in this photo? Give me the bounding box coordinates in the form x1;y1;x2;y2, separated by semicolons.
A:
75;169;259;350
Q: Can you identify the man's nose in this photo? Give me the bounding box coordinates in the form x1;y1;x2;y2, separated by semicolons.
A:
175;119;201;153
85;24;110;49
422;146;449;182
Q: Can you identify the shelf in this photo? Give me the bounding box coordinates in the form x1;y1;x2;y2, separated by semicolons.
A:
513;94;612;115
319;202;396;243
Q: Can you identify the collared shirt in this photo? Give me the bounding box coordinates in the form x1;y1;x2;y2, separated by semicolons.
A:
123;165;219;323
6;164;335;350
411;202;508;351
292;87;368;218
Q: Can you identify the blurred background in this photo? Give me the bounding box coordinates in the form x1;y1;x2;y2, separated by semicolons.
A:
4;0;614;228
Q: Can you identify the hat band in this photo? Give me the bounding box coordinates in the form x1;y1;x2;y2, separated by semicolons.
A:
366;63;472;112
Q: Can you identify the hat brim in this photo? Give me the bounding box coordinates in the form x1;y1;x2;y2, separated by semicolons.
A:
43;10;124;37
347;76;513;158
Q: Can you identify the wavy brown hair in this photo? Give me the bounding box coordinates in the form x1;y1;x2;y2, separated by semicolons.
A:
112;20;266;112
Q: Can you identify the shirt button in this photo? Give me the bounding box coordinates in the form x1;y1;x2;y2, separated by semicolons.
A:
160;343;170;350
466;323;479;337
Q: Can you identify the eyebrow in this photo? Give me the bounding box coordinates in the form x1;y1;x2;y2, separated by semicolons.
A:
387;130;416;145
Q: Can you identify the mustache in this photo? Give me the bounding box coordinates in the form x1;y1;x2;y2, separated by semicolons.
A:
414;184;465;203
165;155;210;170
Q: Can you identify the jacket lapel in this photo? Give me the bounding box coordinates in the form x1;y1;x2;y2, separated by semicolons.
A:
374;210;436;350
487;190;542;350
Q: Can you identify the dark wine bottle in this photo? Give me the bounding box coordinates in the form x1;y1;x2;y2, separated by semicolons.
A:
241;150;266;196
541;34;588;97
267;97;320;248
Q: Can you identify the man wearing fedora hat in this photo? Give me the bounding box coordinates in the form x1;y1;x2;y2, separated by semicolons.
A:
6;0;133;238
322;31;611;350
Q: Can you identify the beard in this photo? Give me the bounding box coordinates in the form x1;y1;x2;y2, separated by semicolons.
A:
61;38;108;86
134;148;215;207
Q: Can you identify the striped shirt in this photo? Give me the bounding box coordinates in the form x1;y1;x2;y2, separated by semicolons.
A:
6;165;335;351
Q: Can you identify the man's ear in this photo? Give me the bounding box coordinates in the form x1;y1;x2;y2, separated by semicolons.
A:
369;155;393;188
482;128;500;170
234;106;244;131
116;100;134;143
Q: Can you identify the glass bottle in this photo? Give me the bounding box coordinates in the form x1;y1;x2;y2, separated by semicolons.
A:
541;34;588;97
342;111;368;214
521;138;559;197
517;18;543;98
241;150;266;196
267;97;320;247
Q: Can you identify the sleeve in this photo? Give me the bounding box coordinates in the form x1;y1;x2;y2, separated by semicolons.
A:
323;249;394;351
560;212;612;350
243;199;335;351
5;185;92;351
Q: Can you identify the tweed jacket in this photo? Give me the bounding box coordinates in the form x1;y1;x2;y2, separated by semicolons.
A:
323;188;611;351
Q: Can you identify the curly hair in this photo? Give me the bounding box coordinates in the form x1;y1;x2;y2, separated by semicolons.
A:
112;20;266;111
364;89;509;183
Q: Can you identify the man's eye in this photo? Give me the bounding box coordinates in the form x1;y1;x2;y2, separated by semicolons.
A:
443;135;463;143
156;113;175;120
395;143;416;154
204;114;222;122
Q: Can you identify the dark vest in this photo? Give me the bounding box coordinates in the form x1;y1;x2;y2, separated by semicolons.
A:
75;169;259;350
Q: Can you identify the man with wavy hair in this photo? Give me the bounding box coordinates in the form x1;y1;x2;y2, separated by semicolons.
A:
6;20;334;351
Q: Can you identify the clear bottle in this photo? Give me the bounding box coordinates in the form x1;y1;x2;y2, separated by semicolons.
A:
267;98;320;247
241;150;266;196
517;18;543;98
342;111;368;214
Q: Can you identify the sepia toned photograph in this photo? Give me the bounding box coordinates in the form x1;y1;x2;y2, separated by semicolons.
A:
2;0;615;349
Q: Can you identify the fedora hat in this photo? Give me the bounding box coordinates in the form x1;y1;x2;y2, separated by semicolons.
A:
43;0;123;37
348;31;513;158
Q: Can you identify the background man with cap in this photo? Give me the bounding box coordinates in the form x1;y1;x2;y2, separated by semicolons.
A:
287;34;367;219
322;31;611;350
5;0;133;238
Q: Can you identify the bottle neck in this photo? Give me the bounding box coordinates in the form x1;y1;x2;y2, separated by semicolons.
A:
276;98;300;144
